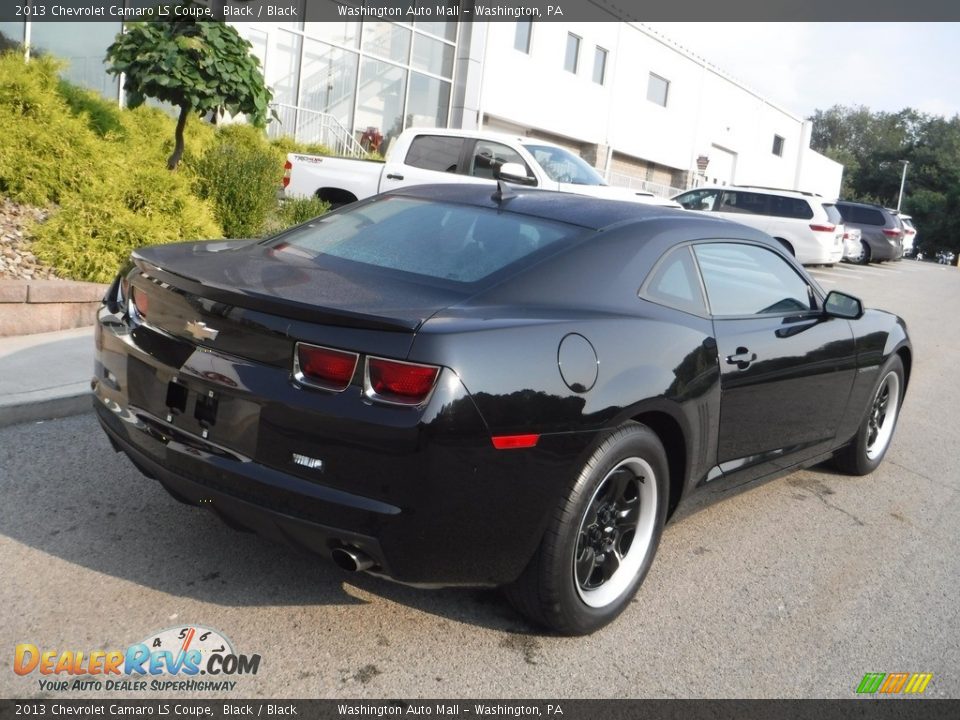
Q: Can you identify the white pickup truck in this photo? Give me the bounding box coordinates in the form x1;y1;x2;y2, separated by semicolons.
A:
282;127;678;208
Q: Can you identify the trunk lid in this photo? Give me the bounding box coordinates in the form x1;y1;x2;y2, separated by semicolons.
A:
129;239;468;366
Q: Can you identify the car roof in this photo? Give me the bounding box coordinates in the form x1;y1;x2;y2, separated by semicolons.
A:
387;183;687;231
837;199;893;212
675;185;821;201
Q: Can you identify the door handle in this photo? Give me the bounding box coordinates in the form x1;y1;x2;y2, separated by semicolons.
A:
386;173;404;180
726;347;757;370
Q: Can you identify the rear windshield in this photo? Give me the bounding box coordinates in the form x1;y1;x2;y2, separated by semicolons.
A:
267;196;583;284
822;204;843;224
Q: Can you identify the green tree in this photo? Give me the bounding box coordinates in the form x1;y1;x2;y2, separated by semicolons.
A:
106;18;273;170
810;104;960;255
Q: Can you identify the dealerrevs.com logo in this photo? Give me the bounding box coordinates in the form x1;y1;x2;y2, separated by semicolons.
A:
14;625;261;693
856;672;933;695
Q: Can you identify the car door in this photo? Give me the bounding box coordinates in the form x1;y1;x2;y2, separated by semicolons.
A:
692;242;858;483
466;139;536;185
674;188;722;213
378;134;469;193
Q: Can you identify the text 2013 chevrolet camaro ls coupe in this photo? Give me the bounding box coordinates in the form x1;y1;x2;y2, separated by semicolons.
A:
93;184;911;635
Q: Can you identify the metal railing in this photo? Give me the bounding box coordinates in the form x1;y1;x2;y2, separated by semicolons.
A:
268;103;367;158
607;171;685;199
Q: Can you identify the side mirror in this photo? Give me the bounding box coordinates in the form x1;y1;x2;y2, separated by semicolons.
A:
824;290;864;319
496;162;537;186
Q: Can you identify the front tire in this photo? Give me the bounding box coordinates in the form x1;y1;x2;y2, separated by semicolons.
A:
505;423;668;635
831;355;904;475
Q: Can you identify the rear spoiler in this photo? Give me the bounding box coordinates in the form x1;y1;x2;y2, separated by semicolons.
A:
130;254;421;334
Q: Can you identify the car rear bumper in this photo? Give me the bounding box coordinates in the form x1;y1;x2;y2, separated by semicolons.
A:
93;308;598;586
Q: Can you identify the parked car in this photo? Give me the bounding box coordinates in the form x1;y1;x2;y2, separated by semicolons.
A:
898;214;918;256
671;185;845;265
835;201;903;263
842;227;864;263
283;127;679;208
93;185;911;635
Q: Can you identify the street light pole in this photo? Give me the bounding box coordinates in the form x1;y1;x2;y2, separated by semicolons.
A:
897;160;910;211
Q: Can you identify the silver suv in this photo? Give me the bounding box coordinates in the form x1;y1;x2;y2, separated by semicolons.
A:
672;185;845;265
834;201;903;263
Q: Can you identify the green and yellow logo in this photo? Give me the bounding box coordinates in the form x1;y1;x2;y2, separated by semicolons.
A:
856;672;933;694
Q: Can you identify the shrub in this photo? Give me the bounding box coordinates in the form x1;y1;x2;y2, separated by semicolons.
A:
0;51;222;281
194;124;284;237
31;161;221;283
56;79;126;138
265;196;331;235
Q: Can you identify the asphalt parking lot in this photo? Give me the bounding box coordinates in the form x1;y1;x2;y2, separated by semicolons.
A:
1;259;958;700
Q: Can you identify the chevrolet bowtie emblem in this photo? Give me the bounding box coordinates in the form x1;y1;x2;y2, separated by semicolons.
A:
185;320;219;341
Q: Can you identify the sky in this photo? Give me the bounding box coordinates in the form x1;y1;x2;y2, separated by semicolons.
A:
642;23;960;120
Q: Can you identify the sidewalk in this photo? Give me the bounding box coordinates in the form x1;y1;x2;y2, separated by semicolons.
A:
0;326;94;428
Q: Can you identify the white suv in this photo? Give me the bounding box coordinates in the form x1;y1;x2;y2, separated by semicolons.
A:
672;186;845;265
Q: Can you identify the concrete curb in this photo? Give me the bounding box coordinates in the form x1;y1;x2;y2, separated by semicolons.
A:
0;390;92;429
0;326;95;428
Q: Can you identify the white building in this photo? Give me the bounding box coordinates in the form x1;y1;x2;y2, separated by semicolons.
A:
0;14;842;198
473;22;842;197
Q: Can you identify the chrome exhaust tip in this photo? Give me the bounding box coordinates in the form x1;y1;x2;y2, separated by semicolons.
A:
331;547;374;573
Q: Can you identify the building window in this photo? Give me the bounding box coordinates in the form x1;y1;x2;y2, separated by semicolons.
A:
647;73;669;107
514;21;532;53
564;33;580;74
772;135;785;157
592;47;607;85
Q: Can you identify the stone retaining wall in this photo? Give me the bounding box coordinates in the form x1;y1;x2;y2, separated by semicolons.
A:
0;280;108;336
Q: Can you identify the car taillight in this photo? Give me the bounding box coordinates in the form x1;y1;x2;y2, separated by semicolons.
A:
883;228;902;238
366;357;440;406
131;286;149;319
809;224;836;233
282;160;292;189
295;343;358;392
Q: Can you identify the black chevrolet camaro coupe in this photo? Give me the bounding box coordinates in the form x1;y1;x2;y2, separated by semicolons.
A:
93;184;911;634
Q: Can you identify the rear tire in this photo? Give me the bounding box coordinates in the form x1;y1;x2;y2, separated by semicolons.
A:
858;240;872;265
831;355;904;475
505;422;668;635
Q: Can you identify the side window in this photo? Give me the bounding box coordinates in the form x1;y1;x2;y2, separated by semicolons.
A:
694;243;815;316
768;195;814;220
719;191;768;215
405;135;464;173
469;141;530;180
642;246;707;316
845;205;885;226
675;189;722;212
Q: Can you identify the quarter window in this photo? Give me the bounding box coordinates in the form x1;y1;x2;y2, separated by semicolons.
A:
643;247;707;316
694;243;814;317
647;73;669;106
564;33;581;73
405;135;464;173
